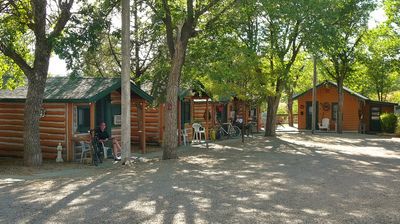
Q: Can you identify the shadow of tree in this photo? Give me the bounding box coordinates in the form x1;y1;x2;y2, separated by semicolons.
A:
0;133;399;223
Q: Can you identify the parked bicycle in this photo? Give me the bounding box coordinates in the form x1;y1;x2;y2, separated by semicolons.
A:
218;122;241;139
89;129;103;166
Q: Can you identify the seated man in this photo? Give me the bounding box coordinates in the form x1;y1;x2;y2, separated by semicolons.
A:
95;122;122;161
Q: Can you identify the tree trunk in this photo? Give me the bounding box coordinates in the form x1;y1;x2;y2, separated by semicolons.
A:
264;94;281;136
162;39;187;160
337;79;344;134
23;74;47;166
287;94;294;127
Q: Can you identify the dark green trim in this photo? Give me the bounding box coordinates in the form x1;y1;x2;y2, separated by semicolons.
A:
0;79;153;103
88;81;122;103
331;102;338;121
131;82;153;102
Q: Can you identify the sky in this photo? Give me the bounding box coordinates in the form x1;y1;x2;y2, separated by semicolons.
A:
48;7;388;76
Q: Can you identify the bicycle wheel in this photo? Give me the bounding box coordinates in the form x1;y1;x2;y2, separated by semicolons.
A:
230;126;241;138
218;129;226;139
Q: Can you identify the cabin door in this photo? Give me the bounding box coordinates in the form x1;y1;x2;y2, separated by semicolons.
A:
306;101;319;130
369;106;381;132
95;96;112;134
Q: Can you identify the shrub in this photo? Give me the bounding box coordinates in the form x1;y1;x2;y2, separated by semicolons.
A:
380;113;398;133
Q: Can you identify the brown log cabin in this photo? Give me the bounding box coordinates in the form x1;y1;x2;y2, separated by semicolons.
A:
293;81;398;132
0;77;153;161
178;89;262;141
0;77;262;161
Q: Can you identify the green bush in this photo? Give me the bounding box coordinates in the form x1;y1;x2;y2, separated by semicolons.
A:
380;113;398;133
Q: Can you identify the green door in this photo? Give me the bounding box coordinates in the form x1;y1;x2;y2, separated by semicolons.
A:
369;106;381;132
306;101;319;130
95;96;112;134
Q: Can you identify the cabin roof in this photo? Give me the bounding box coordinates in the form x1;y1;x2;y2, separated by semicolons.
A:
292;80;398;106
0;77;153;103
292;81;369;101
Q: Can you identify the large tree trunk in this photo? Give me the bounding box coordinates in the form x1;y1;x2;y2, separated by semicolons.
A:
23;74;47;166
264;94;281;136
337;78;344;134
162;39;187;160
287;94;294;127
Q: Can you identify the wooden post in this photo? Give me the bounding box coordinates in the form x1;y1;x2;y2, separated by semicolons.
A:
66;103;73;161
205;98;209;140
90;102;95;129
159;104;164;145
178;99;182;145
121;0;131;163
190;97;194;123
312;56;317;134
140;101;146;153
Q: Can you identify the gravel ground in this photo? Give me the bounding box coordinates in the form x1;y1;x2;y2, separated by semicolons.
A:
0;133;399;224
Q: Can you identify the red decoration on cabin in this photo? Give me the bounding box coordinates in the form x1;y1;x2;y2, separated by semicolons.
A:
322;102;330;111
300;105;304;109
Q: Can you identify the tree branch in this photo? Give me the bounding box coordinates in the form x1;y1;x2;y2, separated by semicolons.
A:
48;0;74;40
161;0;175;59
0;42;34;76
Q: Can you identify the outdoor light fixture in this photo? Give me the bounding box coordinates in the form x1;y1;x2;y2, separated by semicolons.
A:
39;108;46;118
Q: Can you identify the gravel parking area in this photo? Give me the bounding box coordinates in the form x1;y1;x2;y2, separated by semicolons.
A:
1;133;399;223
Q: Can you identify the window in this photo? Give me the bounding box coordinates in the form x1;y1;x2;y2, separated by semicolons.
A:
77;106;90;133
111;104;121;127
181;101;191;125
332;103;338;121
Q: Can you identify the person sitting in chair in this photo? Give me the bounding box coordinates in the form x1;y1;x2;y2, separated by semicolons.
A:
96;122;122;161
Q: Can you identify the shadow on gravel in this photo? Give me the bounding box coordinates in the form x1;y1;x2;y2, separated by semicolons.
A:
0;133;399;223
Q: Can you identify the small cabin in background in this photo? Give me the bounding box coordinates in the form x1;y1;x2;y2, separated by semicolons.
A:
0;77;153;161
178;88;262;141
293;81;398;133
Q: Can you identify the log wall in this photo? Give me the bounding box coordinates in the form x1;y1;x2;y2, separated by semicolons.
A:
110;91;162;145
0;102;67;159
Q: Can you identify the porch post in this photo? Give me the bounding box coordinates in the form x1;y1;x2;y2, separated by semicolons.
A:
140;101;146;153
90;102;95;129
312;56;318;134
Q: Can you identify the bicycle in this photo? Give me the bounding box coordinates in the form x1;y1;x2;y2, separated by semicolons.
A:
218;122;241;139
89;129;103;166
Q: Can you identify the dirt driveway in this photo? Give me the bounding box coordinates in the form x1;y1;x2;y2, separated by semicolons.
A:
0;133;399;223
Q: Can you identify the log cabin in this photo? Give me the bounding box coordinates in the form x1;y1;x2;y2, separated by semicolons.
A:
0;77;262;161
178;88;262;141
0;77;153;161
293;81;398;132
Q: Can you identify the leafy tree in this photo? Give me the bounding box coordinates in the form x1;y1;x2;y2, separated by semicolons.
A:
316;0;375;133
285;52;313;127
258;0;316;136
0;0;74;166
56;0;163;81
146;0;237;159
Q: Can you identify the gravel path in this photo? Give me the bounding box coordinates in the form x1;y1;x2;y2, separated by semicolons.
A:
1;133;399;224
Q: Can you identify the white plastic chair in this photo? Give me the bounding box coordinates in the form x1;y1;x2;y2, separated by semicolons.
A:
79;141;91;163
318;118;330;131
101;142;111;159
192;123;205;143
181;128;189;146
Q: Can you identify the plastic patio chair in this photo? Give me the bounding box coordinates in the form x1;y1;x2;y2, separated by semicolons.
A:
79;141;92;163
192;123;205;143
318;118;330;131
180;128;189;146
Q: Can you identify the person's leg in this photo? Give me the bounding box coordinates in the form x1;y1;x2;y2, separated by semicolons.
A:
113;139;121;160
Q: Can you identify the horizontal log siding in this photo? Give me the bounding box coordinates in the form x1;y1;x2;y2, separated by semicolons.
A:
110;91;162;144
0;103;67;159
297;86;360;131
